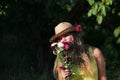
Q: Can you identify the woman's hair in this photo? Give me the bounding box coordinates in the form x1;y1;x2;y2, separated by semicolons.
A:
72;32;94;76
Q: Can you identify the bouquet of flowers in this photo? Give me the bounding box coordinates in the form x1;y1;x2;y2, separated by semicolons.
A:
51;41;75;79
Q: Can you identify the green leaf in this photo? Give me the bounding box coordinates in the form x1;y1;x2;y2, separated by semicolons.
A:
66;4;72;11
102;0;105;3
108;0;113;5
96;15;103;24
118;12;120;16
101;5;106;16
114;26;120;37
88;9;93;17
87;0;95;6
92;3;98;15
117;37;120;44
105;0;113;5
97;2;102;12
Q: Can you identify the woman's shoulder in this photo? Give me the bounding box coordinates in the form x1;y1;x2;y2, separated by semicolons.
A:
92;47;103;59
85;45;103;58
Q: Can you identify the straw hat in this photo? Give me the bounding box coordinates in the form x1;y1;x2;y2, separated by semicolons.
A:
50;22;82;42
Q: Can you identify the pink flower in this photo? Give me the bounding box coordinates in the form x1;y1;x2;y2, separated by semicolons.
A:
59;66;66;70
63;55;69;60
75;24;82;32
62;41;70;50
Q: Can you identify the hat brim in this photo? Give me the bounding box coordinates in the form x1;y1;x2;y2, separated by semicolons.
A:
50;27;76;42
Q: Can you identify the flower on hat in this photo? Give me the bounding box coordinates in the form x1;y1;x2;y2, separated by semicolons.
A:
75;24;82;32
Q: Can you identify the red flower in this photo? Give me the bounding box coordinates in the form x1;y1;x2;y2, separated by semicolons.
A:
59;66;66;70
63;55;69;60
75;24;82;32
62;41;70;50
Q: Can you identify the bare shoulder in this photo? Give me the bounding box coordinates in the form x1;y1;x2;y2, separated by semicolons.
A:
93;48;103;58
93;47;106;67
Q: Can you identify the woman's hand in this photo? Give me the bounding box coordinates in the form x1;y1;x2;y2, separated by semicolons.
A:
61;68;71;79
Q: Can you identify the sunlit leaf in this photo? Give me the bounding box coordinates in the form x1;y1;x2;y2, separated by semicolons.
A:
102;0;105;3
66;4;72;11
101;5;106;16
97;15;103;24
88;9;93;17
105;0;113;5
109;0;113;5
87;0;95;6
118;12;120;16
92;3;98;15
117;37;120;44
114;26;120;37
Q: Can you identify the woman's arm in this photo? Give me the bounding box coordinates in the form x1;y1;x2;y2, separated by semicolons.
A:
53;57;68;80
93;48;107;80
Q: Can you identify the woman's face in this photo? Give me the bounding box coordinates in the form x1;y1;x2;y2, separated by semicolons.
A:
58;34;74;43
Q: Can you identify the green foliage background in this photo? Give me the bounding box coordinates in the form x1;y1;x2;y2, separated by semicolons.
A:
0;0;120;80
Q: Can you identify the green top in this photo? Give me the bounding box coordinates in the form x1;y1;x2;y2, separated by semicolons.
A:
70;47;98;80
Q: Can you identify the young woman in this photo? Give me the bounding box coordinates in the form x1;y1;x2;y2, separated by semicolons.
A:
50;22;107;80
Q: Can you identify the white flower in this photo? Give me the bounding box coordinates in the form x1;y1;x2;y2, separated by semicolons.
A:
57;42;64;48
51;42;58;47
53;51;56;55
